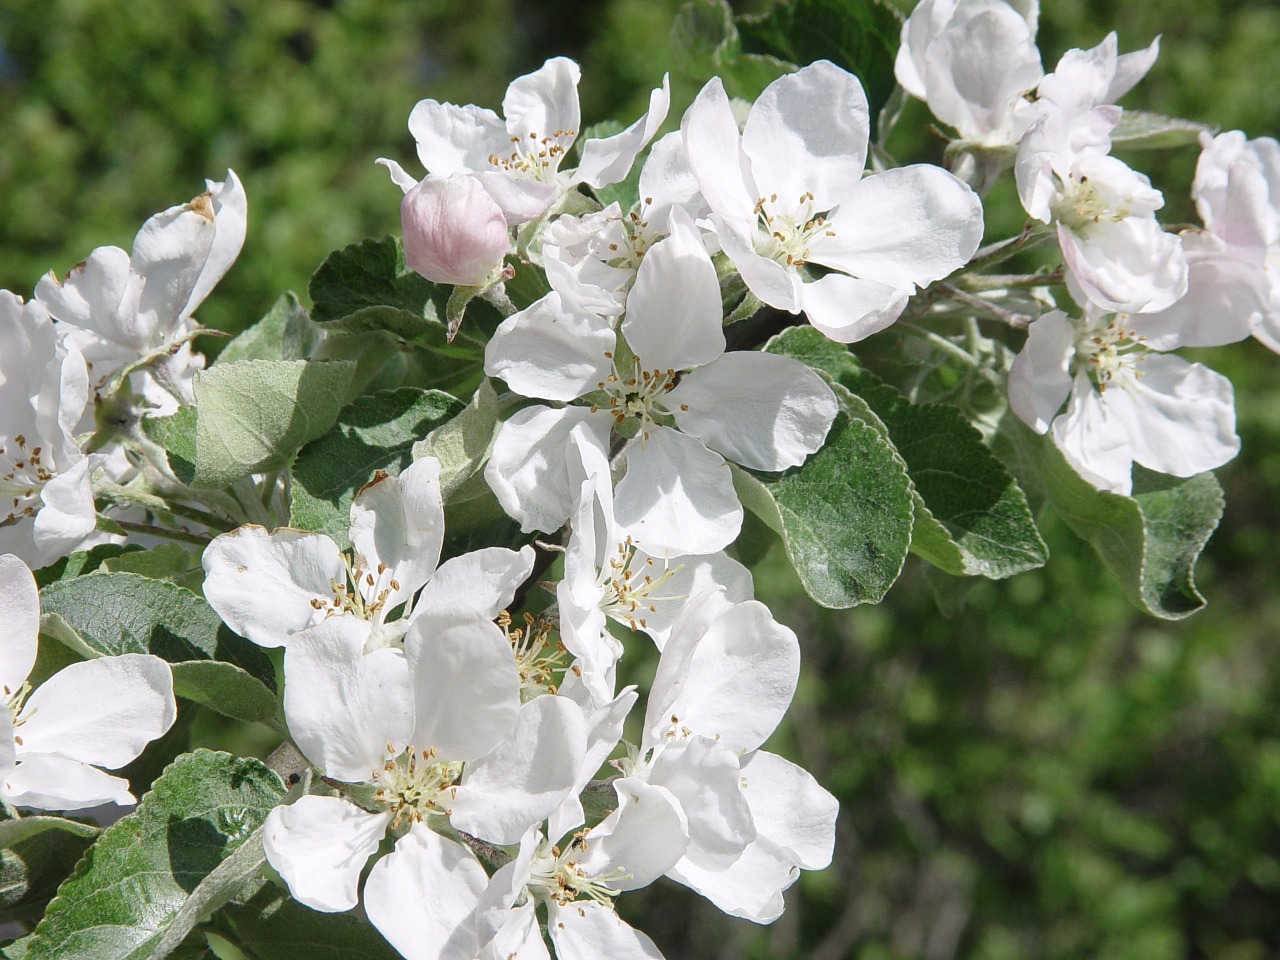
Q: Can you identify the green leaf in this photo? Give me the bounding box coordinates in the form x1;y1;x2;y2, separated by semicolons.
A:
0;827;94;928
1111;110;1212;150
290;387;464;547
215;293;320;365
22;751;285;960
191;359;355;488
736;0;903;135
671;0;794;100
411;379;501;502
766;327;1048;578
1003;419;1224;619
32;544;140;588
309;236;435;325
732;408;913;608
100;544;198;585
38;573;277;722
141;406;198;485
220;887;401;960
0;817;100;850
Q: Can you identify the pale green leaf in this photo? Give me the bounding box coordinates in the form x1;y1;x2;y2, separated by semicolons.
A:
1111;110;1212;150
214;294;319;366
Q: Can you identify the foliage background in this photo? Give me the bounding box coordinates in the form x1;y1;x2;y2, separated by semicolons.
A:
2;0;1279;956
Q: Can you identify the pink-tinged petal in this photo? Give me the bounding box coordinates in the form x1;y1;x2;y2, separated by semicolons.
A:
667;352;836;471
282;620;413;781
799;272;909;344
349;457;444;609
710;213;803;312
627;549;753;651
503;58;581;151
0;554;39;694
614;427;742;556
740;750;838;869
485;405;611;535
580;778;689;891
451;696;587;844
261;796;392;913
668;836;797;923
1059;218;1187;315
1051;373;1134;494
400;175;510;286
1008;309;1076;433
645;595;798;754
415;546;535;627
813;165;984;290
485;293;616;402
406;619;520;761
647;737;755;869
680;77;758;218
365;824;487;960
1114;354;1239;478
1130;244;1266;350
201;525;345;648
741;61;870;211
622;219;725;372
409;101;508;177
182;169;247;319
548;900;666;960
2;754;134;811
18;654;175;769
577;75;670;189
130;192;217;333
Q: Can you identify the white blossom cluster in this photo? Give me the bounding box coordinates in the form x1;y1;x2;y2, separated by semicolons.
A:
2;4;1279;956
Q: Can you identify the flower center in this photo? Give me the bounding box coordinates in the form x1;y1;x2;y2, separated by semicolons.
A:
1;435;52;526
600;541;684;632
502;610;568;700
592;353;679;438
309;557;402;625
1075;314;1146;392
371;745;463;827
1052;173;1133;232
753;192;835;268
527;833;628;907
488;129;577;182
3;680;33;745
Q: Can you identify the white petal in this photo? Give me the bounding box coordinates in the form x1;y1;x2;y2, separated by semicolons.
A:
645;596;799;754
1051;373;1134;494
741;61;870;210
680;76;757;218
414;545;535;627
262;796;392;913
34;246;150;351
130;193;217;333
409;101;508;177
31;458;100;564
621;221;725;372
485;293;616;402
647;737;756;869
0;554;39;695
669;836;797;923
1129;245;1266;350
1007;309;1076;433
406;619;520;761
614;427;742;556
548;900;666;960
576;75;670;189
485;405;611;535
473;172;559;226
182;169;248;319
480;900;549;960
201;525;345;648
667;352;836;471
2;754;135;811
547;687;638;842
799;271;909;343
627;549;753;650
740;750;838;869
365;824;487;960
349;457;444;609
503;58;581;153
710;213;803;312
451;695;587;844
813;165;984;290
282;619;413;782
1059;217;1188;315
376;157;419;194
18;654;175;769
580;777;689;890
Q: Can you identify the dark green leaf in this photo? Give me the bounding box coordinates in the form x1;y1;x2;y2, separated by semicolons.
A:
309;236;435;325
221;887;401;960
33;545;140;589
290;387;464;547
141;407;198;486
671;0;794;100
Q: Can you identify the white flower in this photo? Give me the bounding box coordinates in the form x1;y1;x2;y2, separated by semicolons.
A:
261;614;586;960
35;171;247;415
895;0;1043;155
1008;308;1239;493
484;216;838;554
388;58;669;226
0;292;100;566
681;60;984;342
203;457;535;652
0;554;176;810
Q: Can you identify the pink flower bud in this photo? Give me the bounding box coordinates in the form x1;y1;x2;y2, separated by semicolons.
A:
400;174;509;287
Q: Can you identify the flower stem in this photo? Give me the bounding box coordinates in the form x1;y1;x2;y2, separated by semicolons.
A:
111;519;212;546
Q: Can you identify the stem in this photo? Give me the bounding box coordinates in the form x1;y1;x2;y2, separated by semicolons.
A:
956;268;1064;291
897;322;1002;386
940;283;1033;330
111;519;212;546
966;222;1051;272
231;477;273;527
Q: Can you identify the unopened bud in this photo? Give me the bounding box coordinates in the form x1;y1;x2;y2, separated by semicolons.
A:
400;174;510;287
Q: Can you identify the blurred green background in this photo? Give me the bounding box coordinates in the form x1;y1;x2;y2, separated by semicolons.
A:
3;0;1280;957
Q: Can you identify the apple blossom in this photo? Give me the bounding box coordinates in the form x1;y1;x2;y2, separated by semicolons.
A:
0;554;177;811
681;60;984;342
399;173;511;288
